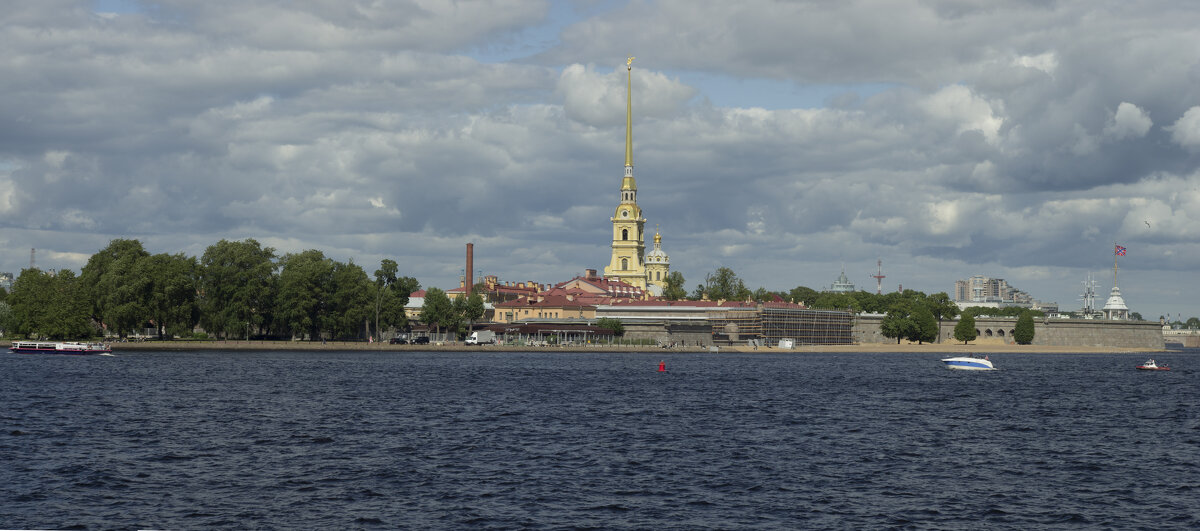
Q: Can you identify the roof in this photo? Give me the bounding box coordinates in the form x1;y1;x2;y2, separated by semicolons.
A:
495;294;597;310
554;275;645;298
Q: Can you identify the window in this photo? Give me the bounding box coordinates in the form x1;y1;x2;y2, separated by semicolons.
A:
622;229;628;240
621;258;628;270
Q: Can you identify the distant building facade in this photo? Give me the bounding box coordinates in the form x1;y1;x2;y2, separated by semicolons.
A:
826;268;855;293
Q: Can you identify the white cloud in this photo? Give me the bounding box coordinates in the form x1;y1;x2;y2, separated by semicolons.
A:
1105;102;1152;140
1168;106;1200;149
919;84;1004;144
1013;52;1058;75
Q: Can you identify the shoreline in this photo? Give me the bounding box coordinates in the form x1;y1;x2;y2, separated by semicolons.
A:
2;340;1167;354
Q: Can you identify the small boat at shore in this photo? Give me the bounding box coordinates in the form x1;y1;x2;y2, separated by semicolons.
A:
10;341;112;355
1136;359;1170;371
941;355;995;371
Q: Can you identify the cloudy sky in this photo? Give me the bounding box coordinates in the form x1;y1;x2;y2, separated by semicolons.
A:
4;0;1200;319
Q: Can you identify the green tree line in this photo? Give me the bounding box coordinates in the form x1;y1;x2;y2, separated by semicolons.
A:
0;238;419;341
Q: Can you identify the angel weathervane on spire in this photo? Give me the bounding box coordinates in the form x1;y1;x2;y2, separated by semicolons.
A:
627;56;635;70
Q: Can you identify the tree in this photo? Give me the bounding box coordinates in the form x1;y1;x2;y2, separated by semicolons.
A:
141;253;199;339
851;290;886;313
371;260;419;338
198;239;277;339
703;267;751;301
421;287;452;340
909;304;939;344
326;260;371;339
79;239;151;337
372;259;398;340
1014;311;1035;345
788;286;820;306
962;306;1044;319
1187;317;1200;329
954;314;978;344
463;293;485;330
1129;312;1143;321
811;292;861;312
277;250;332;340
925;291;957;319
597;317;624;337
662;271;687;300
880;303;914;344
7;269;93;339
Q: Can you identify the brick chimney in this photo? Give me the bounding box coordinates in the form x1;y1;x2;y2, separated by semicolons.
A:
465;243;473;297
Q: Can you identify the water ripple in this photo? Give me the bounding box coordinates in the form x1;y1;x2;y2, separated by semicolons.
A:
1;349;1198;529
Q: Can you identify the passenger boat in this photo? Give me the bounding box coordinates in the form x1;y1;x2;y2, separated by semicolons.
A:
1135;359;1170;371
941;355;995;371
9;341;112;355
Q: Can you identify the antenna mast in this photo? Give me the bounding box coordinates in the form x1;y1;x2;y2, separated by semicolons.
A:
1080;273;1098;316
871;258;886;295
29;248;35;270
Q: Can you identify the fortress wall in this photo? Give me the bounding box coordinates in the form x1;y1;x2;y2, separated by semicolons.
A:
1163;330;1200;348
622;321;712;346
855;315;1164;349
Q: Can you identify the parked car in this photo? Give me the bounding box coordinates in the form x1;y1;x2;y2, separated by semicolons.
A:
389;337;408;344
411;336;430;344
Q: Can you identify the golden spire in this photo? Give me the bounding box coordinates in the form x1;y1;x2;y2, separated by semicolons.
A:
625;56;634;168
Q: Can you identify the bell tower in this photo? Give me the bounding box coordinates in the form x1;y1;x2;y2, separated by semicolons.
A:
603;57;648;290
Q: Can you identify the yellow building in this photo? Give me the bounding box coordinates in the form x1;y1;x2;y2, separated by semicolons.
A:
602;57;670;296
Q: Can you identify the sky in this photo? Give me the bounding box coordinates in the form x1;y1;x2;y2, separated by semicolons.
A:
3;0;1200;320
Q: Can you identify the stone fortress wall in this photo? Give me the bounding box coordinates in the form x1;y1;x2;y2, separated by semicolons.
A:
854;315;1164;349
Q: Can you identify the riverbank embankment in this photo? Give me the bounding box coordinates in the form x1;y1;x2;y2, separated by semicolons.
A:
1;340;1166;354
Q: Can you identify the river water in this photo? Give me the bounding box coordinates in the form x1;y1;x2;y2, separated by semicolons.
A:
2;349;1197;529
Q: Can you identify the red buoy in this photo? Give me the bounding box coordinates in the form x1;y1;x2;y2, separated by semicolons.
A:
658;360;666;372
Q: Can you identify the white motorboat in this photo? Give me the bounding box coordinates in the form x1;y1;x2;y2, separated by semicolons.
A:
941;355;995;371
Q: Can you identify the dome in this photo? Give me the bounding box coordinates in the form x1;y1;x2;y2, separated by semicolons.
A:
646;230;668;263
1102;286;1128;311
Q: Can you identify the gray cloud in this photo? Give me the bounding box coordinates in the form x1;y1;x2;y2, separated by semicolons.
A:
2;0;1199;318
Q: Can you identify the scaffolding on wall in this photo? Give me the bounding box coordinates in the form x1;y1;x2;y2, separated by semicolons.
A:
708;309;761;344
708;306;854;346
762;307;853;345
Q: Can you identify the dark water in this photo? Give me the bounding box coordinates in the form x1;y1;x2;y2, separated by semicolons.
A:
2;349;1198;530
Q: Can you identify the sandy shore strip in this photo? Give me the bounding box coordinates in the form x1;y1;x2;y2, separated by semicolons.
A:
2;340;1165;354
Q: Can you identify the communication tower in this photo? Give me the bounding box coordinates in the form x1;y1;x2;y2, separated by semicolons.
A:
870;258;886;295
